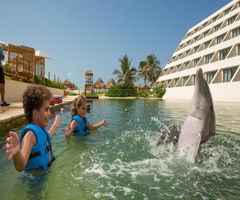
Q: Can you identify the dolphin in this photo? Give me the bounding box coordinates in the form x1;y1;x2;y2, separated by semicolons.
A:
156;68;215;161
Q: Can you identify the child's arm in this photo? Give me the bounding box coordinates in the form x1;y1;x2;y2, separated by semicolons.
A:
65;120;78;138
88;119;108;130
6;131;35;172
48;114;61;139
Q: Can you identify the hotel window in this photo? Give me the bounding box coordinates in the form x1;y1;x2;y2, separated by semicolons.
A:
175;78;179;85
194;45;200;53
213;15;219;22
176;64;181;71
207;71;216;84
195;27;199;33
232;27;240;38
228;15;237;25
194;58;200;67
185;61;190;69
205;53;213;64
186;49;190;56
183;76;189;85
179;53;182;58
204;30;210;37
194;35;199;42
217;33;226;44
238;44;240;55
203;22;208;28
187;40;191;46
224;7;232;15
214;23;221;32
204;40;211;49
223;67;237;82
219;48;231;60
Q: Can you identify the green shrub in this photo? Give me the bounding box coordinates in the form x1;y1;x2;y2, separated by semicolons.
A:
34;75;63;89
137;90;153;97
106;84;137;97
67;91;78;96
153;85;166;98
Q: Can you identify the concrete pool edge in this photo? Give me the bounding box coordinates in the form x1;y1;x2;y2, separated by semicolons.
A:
0;96;76;125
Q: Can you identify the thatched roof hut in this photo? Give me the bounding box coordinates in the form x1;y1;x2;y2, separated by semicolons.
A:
62;79;78;90
85;70;93;75
94;77;105;89
142;85;150;90
106;78;116;89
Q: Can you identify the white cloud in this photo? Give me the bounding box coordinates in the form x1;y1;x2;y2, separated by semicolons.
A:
68;72;74;77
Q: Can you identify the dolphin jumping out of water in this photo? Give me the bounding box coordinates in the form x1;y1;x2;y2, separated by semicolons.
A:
156;68;215;161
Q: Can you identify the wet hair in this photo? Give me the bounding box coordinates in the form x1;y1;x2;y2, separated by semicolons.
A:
23;85;52;123
71;96;87;117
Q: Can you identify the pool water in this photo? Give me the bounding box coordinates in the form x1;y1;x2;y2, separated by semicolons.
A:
0;99;239;199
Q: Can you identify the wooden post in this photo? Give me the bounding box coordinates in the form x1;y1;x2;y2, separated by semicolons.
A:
43;59;45;84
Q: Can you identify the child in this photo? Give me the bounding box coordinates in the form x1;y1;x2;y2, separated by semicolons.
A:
5;85;61;172
65;96;108;138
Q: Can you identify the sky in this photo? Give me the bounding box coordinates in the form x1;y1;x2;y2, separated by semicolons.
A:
0;0;232;90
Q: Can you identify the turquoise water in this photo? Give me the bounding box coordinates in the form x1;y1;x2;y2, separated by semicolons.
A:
0;99;240;200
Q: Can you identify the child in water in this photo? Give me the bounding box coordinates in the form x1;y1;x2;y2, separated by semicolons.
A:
65;96;108;137
5;85;61;172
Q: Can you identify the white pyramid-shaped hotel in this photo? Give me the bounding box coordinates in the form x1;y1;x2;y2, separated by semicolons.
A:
157;0;240;102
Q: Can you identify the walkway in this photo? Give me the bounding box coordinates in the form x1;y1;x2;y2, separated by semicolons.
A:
0;96;76;124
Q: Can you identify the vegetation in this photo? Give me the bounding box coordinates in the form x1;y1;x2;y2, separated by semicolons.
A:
34;75;63;89
110;54;165;98
66;91;79;96
153;85;166;98
3;64;63;89
106;84;137;97
137;54;162;85
112;55;137;86
136;90;153;97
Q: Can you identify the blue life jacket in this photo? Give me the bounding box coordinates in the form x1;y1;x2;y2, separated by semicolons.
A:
20;124;55;170
72;115;89;136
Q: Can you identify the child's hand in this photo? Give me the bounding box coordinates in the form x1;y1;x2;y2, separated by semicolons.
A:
65;124;71;138
53;114;61;128
102;120;108;128
6;131;20;160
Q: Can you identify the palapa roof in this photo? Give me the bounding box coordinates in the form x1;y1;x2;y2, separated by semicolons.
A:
94;77;105;89
142;85;150;90
62;79;78;90
106;78;116;89
85;70;93;75
134;84;143;89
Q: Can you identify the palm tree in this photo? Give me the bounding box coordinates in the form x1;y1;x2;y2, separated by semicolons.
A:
113;55;137;85
137;61;148;86
146;54;162;84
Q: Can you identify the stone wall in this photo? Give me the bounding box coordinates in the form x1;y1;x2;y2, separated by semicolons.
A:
5;79;64;102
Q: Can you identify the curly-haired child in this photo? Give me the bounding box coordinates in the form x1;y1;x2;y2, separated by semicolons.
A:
6;85;61;172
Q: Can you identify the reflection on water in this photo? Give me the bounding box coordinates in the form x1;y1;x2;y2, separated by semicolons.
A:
0;100;239;199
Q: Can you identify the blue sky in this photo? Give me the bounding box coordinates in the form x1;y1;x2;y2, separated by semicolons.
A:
1;0;231;90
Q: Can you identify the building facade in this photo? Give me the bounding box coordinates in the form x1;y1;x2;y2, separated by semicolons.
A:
157;0;240;102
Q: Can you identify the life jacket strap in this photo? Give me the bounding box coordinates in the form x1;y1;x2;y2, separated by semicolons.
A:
37;156;56;170
29;145;51;159
29;151;41;159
